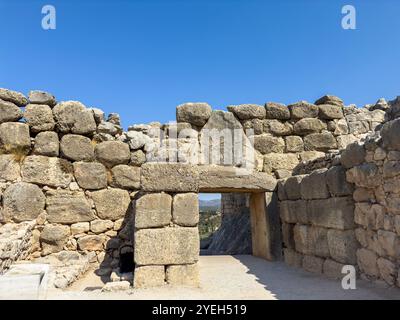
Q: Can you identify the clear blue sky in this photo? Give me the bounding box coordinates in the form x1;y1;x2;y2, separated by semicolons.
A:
1;0;399;131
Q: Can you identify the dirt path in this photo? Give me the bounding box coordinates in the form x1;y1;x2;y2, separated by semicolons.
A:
47;255;400;300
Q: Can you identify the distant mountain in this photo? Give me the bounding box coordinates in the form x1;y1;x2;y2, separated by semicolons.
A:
199;199;221;211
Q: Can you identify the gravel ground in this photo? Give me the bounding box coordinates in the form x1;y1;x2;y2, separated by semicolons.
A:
46;255;400;300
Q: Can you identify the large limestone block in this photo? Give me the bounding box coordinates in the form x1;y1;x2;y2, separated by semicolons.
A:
77;235;106;251
340;142;366;169
308;197;355;230
133;265;165;288
95;141;130;168
176;103;212;127
166;264;199;286
303;132;337;151
357;248;379;277
346;163;382;188
33;131;59;157
172;193;199;227
24;104;55;133
46;190;95;224
264;120;293;136
135;193;172;229
381;118;400;150
293;225;329;257
263;153;299;174
28;90;56;107
265;102;290;120
0;154;20;181
198;165;276;192
227;104;266;120
326;165;354;197
284;175;305;200
60;134;94;161
90;219;113;234
91;188;131;220
52;101;96;135
0;122;31;154
253;134;285;154
21;156;73;187
383;161;400;178
377;257;396;285
73;162;108;190
315;95;343;107
288;101;319;119
323;259;348;279
110;165;140;189
141;163;199;192
377;230;400;258
327;229;358;264
134;227;199;265
318;104;344;119
0;99;23;123
302;255;324;274
0;88;28;106
40;224;70;254
279;200;302;224
283;248;303;268
282;223;295;249
285;136;304;153
293;118;327;135
3;182;45;222
300;169;329;200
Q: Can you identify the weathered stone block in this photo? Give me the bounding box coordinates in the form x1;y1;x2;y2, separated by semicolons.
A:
381;118;400;150
315;95;343;107
280;200;307;224
141;163;199;192
24;104;55;133
318;104;344;119
22;156;73;187
135;193;172;229
95;141;131;168
33;131;59;157
227;104;266;120
263;153;299;174
303;132;337;151
130;149;146;166
71;222;90;235
346;163;382;189
28;90;56;107
357;248;379;277
40;224;70;254
110;165;140;189
90;219;113;234
172;193;199;227
308;197;355;230
383;161;400;178
323;259;348;279
293;225;329;257
133;265;165;288
377;257;396;285
293;118;326;135
340;142;366;169
0;122;31;154
284;175;305;200
282;223;295;249
327;229;358;264
377;230;400;258
253;134;285;154
46;190;95;224
199;165;276;192
265;102;290;120
285;136;303;153
166;264;199;286
91;188;131;220
134;227;199;265
0;88;28;106
0;99;23;123
77;235;106;251
176;103;212;126
283;248;303;268
73;162;107;190
300;169;329;200
264;120;292;136
326;165;354;197
302;255;324;274
288;101;319;119
60;134;94;161
3;182;45;222
53;101;96;135
0;154;20;181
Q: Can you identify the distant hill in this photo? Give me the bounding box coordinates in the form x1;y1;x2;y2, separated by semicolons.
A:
199;199;221;211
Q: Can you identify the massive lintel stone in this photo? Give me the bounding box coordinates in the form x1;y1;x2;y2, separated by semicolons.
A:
3;182;45;222
24;104;55;133
46;190;95;224
0;154;20;181
227;104;266;120
73;162;108;190
0;122;31;154
60;134;94;161
135;193;172;229
141;163;199;192
28;90;56;107
91;188;131;220
134;227;199;265
95;141;130;168
198;165;276;192
0;88;28;106
0;99;23;123
21;155;73;187
176;103;212;127
308;197;355;230
53;101;96;135
172;193;199;227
